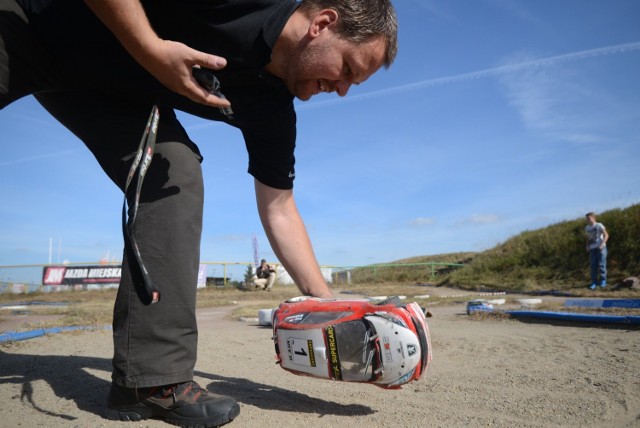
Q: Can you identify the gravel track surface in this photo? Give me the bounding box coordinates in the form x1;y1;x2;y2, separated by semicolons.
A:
1;297;639;427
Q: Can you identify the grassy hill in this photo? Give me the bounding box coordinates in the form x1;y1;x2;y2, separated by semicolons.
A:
441;204;640;291
346;204;639;293
343;252;476;284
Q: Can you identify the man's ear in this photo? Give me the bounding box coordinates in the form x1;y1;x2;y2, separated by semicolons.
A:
308;9;339;38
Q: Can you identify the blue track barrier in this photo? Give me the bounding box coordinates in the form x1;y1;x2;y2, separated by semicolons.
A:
0;325;111;343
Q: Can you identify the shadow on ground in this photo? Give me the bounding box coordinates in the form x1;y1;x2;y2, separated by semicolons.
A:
199;371;375;417
0;350;110;422
0;350;374;423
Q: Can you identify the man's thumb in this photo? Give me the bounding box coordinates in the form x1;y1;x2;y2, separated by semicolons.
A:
201;54;227;70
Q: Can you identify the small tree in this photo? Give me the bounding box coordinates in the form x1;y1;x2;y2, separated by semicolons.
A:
243;265;255;289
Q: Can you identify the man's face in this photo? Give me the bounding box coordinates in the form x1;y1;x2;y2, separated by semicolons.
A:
283;31;386;101
586;215;596;225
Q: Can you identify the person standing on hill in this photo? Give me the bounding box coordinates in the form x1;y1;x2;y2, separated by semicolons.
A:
585;212;609;290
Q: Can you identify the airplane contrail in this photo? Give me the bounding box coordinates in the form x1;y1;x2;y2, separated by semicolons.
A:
0;149;82;167
297;41;640;110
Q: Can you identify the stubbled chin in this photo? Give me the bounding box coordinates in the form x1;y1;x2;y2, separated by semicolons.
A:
292;80;317;101
293;87;313;101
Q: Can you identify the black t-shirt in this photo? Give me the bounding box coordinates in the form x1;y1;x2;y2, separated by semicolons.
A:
256;264;274;279
17;0;299;189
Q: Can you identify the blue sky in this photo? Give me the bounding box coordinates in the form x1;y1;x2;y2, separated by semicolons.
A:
1;0;639;281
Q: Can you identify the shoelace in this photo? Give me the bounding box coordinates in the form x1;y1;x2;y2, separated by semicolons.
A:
159;381;206;403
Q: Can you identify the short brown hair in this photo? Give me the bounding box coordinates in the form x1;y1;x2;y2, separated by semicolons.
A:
298;0;399;68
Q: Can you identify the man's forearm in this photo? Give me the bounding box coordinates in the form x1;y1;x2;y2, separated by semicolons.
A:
262;210;332;297
255;181;332;298
84;0;158;68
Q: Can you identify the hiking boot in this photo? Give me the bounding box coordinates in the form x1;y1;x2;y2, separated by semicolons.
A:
105;380;239;427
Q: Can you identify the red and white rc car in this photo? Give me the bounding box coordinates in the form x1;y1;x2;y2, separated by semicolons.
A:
272;296;432;389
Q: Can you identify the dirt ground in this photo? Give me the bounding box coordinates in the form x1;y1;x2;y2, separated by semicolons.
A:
1;290;639;428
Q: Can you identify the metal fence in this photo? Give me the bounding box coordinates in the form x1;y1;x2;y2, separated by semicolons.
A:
0;263;48;294
0;261;465;294
329;262;465;285
0;261;253;294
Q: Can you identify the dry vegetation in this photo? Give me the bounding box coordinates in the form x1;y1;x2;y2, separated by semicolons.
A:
0;282;466;330
3;280;638;333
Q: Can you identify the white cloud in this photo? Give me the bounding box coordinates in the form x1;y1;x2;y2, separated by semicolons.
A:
449;213;502;229
497;51;613;144
468;214;501;225
483;0;541;26
217;235;246;242
410;217;436;226
406;0;455;21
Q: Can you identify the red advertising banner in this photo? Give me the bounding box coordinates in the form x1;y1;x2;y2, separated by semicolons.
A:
42;265;122;286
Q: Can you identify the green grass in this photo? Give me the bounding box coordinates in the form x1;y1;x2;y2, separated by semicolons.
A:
441;204;640;291
333;204;640;293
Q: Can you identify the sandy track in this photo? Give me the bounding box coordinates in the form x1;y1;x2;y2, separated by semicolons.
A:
1;301;639;427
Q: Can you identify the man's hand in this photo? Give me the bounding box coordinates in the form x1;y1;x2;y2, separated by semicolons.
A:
84;0;231;108
138;39;231;107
